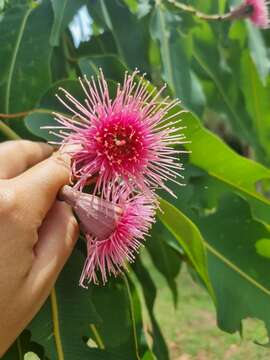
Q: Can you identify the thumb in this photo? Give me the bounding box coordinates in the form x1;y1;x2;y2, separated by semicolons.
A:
28;201;79;299
13;151;71;223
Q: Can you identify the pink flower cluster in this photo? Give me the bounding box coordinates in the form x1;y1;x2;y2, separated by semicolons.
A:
245;0;269;28
50;70;187;286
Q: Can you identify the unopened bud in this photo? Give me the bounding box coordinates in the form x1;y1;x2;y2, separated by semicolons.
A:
59;186;122;240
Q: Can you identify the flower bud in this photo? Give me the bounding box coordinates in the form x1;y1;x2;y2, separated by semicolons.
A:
59;185;122;240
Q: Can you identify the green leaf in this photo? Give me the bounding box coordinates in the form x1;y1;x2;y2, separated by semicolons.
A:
88;0;150;72
0;1;53;113
29;250;112;360
158;167;270;337
150;4;205;115
24;353;40;360
142;350;157;360
2;331;43;360
24;79;81;141
133;258;169;360
240;50;270;163
78;54;127;81
50;0;85;47
246;22;270;85
122;0;138;13
147;221;181;305
181;109;270;210
192;21;260;151
25;55;128;140
198;193;270;336
218;0;227;13
88;274;149;359
76;32;117;58
158;197;214;298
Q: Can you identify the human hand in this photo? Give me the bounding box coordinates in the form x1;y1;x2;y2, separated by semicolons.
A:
0;140;79;356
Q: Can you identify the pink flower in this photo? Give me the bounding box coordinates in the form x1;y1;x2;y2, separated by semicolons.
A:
51;70;187;198
60;185;156;286
245;0;269;27
231;0;270;28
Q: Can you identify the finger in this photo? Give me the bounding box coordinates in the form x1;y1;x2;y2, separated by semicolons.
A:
28;201;79;298
0;140;52;179
12;151;71;222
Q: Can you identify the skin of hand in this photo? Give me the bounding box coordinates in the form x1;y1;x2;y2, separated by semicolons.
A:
0;140;79;356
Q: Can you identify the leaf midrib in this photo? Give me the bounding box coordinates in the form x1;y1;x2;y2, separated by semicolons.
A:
205;241;270;297
160;200;270;299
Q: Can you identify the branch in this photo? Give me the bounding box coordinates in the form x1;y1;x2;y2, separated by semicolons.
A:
0;111;31;119
0;108;52;120
167;0;251;22
0;121;21;140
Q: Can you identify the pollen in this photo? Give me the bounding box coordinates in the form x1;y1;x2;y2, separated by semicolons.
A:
95;114;146;174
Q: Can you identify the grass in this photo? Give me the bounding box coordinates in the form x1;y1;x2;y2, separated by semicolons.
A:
141;250;270;360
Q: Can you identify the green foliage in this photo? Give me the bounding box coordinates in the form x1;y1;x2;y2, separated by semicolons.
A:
2;0;270;358
0;1;53;113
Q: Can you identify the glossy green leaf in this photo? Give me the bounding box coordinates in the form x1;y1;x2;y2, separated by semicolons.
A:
2;331;44;360
158;166;270;338
29;250;109;360
79;54;127;81
24;79;81;141
76;32;117;57
181;109;270;210
142;350;157;360
198;194;270;336
240;50;270;162
50;0;84;46
246;22;270;85
133;258;169;360
147;222;182;305
88;274;149;359
0;1;53;113
150;4;205;115
192;21;261;152
158;197;213;298
24;352;41;360
88;0;150;71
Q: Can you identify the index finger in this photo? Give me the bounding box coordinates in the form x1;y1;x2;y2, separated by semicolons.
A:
12;151;72;222
0;140;53;179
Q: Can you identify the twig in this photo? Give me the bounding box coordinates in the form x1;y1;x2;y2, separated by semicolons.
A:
0;121;20;140
0;111;31;119
0;108;52;120
167;0;252;22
